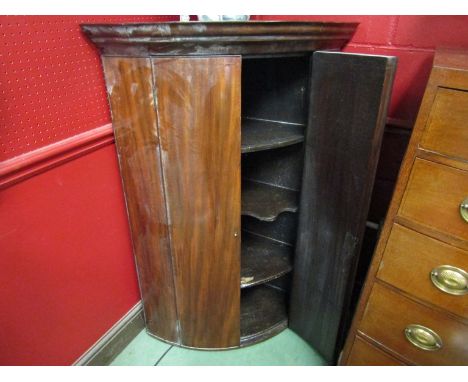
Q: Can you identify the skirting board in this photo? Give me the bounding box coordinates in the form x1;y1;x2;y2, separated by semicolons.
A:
73;301;145;366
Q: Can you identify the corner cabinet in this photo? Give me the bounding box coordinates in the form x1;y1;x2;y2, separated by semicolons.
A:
82;22;396;361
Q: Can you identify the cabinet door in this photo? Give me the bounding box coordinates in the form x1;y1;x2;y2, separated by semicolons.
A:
289;51;396;363
152;57;241;348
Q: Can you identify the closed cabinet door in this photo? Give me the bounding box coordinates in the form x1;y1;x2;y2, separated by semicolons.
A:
103;55;242;349
152;56;242;348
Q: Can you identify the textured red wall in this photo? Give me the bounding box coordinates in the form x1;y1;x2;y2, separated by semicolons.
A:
0;15;178;366
0;16;176;161
1;15;468;365
255;15;468;126
0;145;139;365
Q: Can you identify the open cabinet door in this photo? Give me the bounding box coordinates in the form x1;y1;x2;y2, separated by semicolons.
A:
289;51;397;364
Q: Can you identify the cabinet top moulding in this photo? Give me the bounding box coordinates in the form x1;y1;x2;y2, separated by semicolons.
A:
80;21;358;56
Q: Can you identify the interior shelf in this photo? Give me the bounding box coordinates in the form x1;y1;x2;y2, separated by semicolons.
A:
241;232;293;288
241;180;298;222
240;285;288;346
241;118;305;154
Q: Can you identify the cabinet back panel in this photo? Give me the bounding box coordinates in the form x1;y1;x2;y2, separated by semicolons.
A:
152;57;241;348
242;144;304;191
242;56;310;124
242;213;298;247
102;57;179;342
266;273;292;292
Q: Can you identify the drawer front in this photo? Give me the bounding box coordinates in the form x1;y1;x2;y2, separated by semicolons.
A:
398;158;468;243
359;283;468;365
378;224;468;319
347;336;405;366
420;87;468;162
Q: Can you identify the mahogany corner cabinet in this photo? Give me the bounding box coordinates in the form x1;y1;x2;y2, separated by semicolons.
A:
82;22;397;362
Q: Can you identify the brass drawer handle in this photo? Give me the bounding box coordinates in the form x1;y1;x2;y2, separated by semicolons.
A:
461;197;468;223
404;324;443;351
430;265;468;296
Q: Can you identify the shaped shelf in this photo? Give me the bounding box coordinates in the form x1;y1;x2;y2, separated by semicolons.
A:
241;232;293;288
241;119;305;154
241;180;298;222
240;285;288;346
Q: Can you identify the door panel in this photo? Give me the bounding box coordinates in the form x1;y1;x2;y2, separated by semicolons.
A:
152;56;241;348
289;51;397;363
102;57;179;342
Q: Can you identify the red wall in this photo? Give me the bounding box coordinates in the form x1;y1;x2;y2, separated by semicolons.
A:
1;15;468;365
0;15;178;366
255;15;468;126
0;145;139;365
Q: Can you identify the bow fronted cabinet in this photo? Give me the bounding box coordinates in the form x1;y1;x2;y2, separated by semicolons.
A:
82;22;397;363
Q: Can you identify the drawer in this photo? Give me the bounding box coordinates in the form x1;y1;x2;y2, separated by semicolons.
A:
377;224;468;319
359;283;468;365
398;158;468;245
420;87;468;161
347;336;405;366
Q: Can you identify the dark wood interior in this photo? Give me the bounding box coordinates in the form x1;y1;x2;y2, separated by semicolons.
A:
240;285;288;347
239;56;310;345
289;52;396;363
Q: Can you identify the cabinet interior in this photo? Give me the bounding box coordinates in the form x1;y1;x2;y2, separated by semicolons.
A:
239;55;310;345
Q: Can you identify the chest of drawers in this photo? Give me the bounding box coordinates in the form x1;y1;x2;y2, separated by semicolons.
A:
341;48;468;366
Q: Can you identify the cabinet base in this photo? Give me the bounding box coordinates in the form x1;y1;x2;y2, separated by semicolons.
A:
145;321;288;351
240;320;288;347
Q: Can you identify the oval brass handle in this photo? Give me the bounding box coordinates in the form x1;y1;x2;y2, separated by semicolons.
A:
430;265;468;296
404;324;443;351
461;197;468;223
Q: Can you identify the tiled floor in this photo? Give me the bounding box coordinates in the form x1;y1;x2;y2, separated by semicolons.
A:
110;329;327;366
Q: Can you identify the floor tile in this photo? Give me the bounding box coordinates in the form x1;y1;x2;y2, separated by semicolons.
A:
110;330;171;366
157;329;327;366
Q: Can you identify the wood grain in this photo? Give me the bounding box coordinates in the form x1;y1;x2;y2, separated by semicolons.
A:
240;285;288;346
241;118;304;154
347;336;405;366
101;57;179;342
152;56;241;349
241;231;293;288
420;87;468;162
81;21;357;57
398;158;468;246
377;224;468;320
359;283;468;365
417;148;468;172
289;51;397;363
241;180;299;222
434;48;468;71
